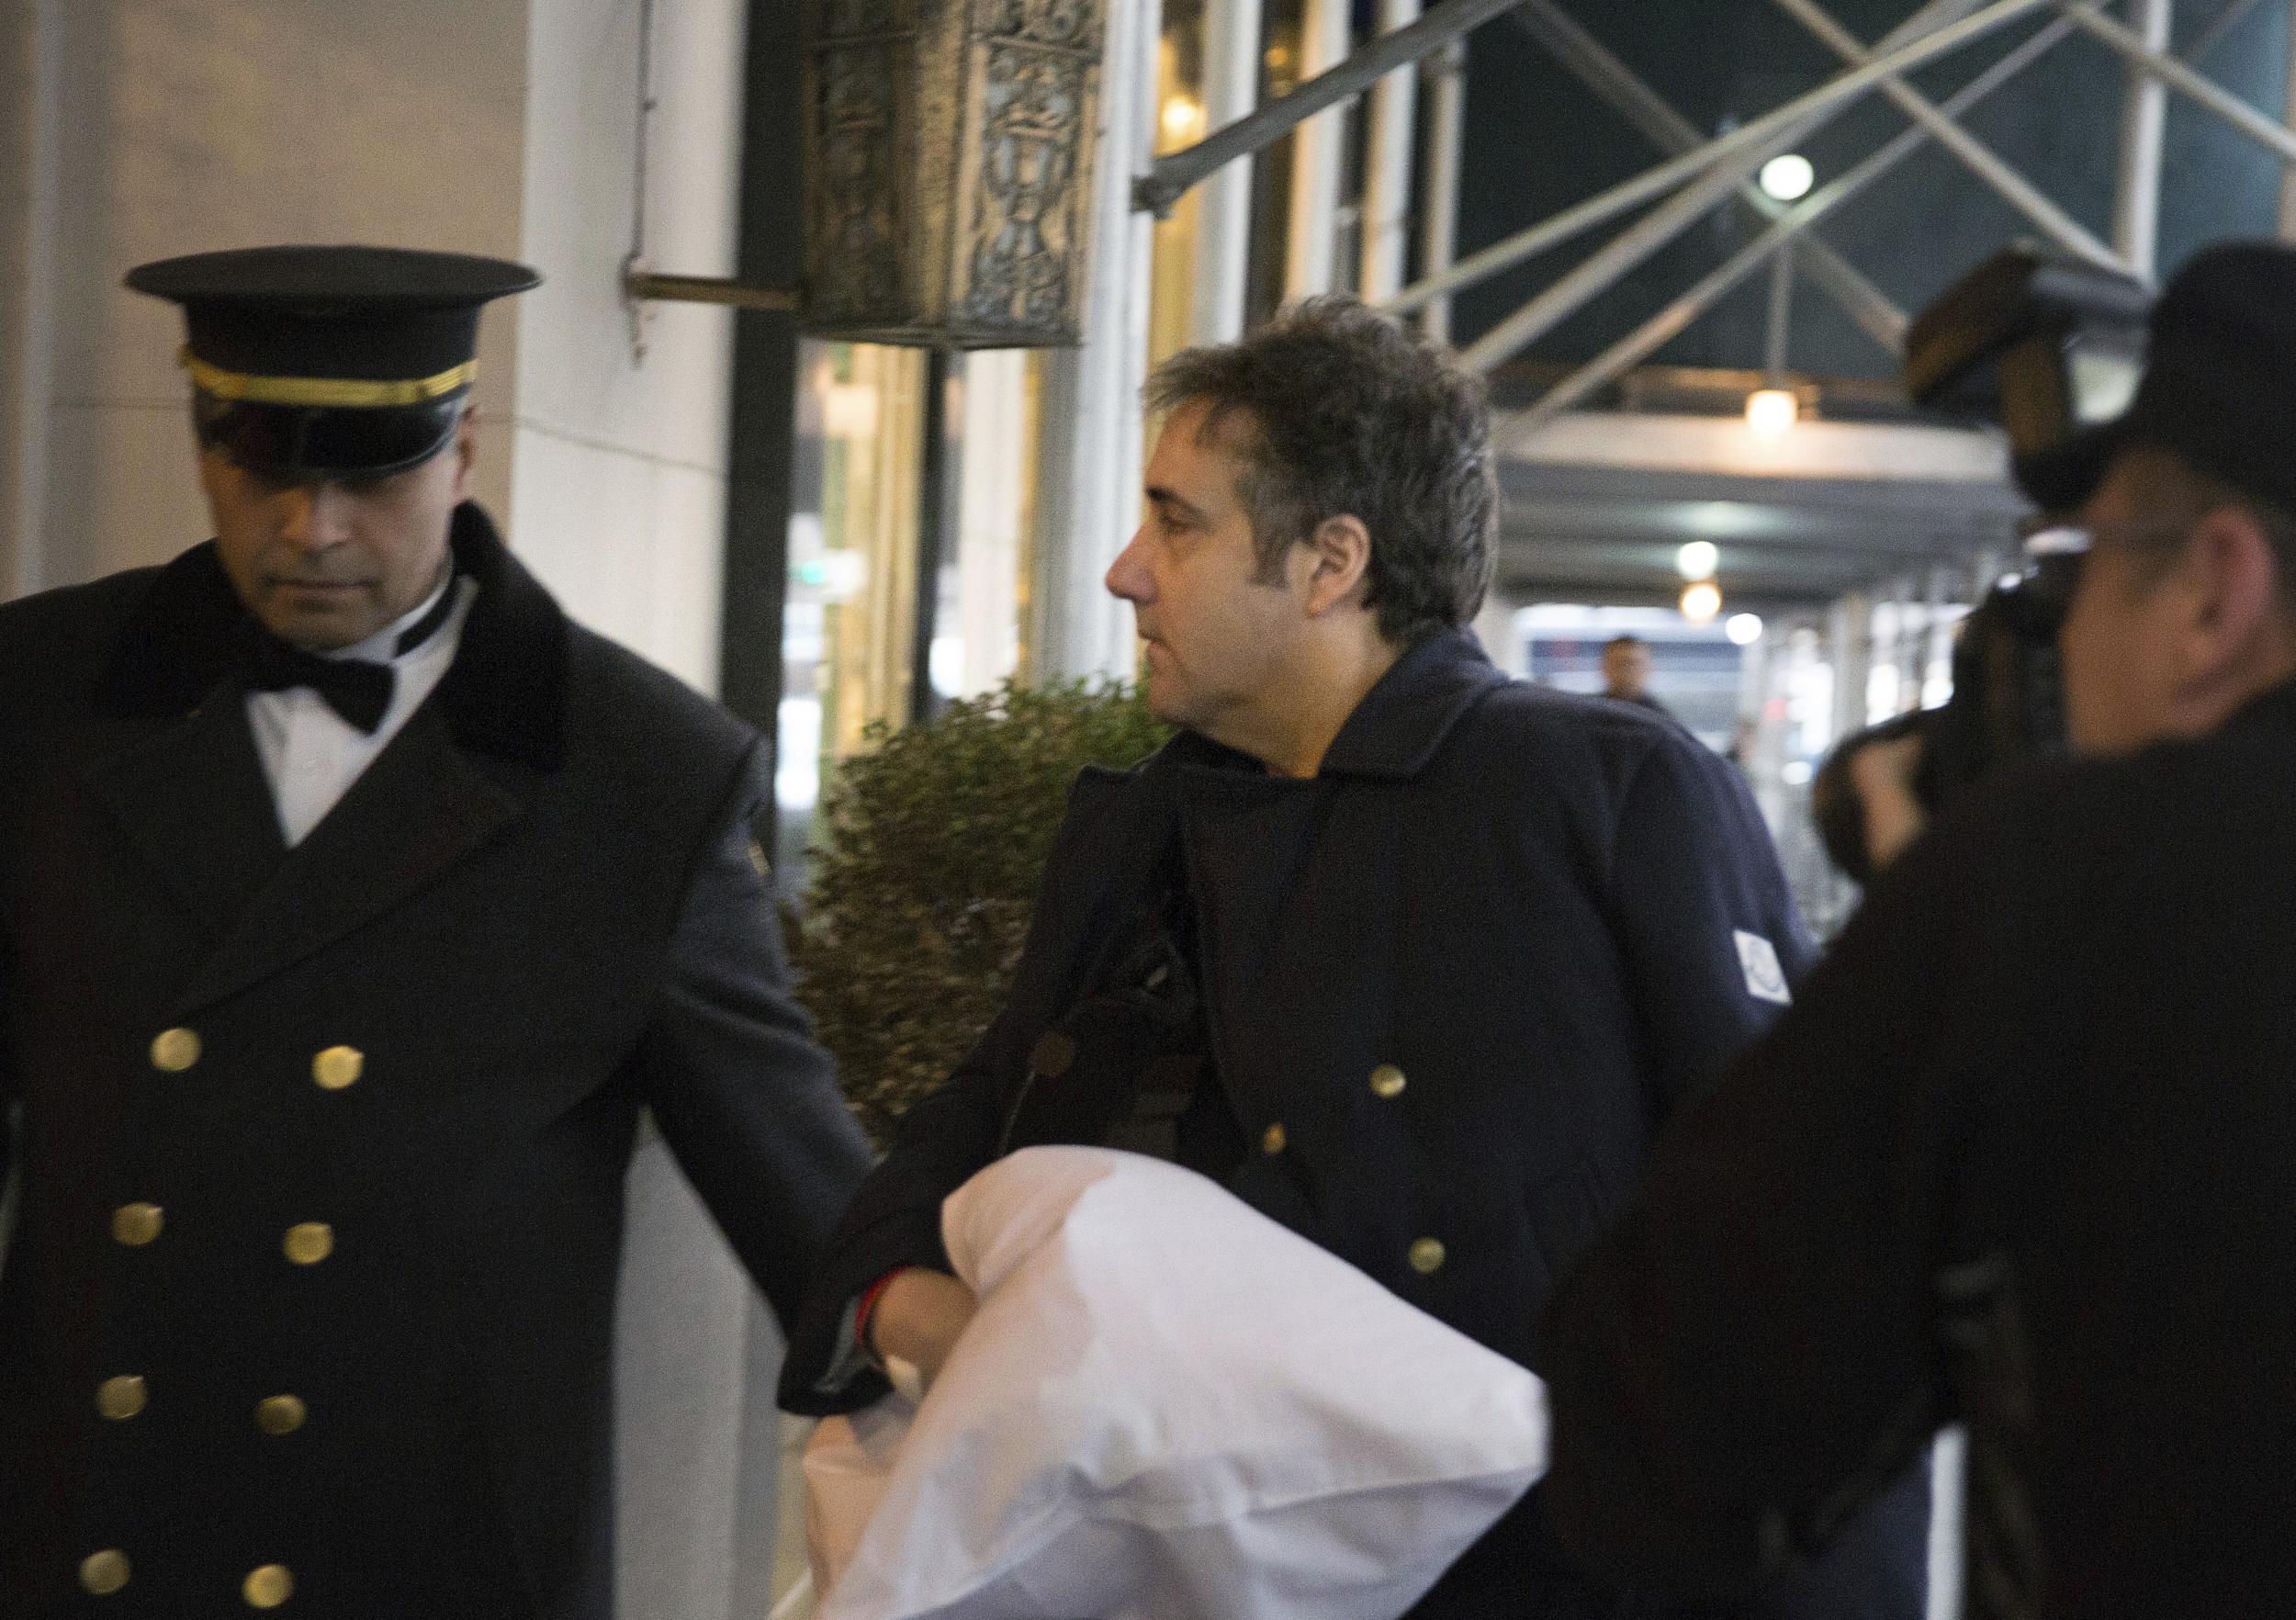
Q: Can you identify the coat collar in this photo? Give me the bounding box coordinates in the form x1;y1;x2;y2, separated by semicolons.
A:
1138;627;1504;787
96;501;568;771
1150;626;1503;784
1316;627;1506;779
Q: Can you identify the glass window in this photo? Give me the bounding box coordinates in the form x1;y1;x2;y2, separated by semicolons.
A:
776;340;1046;879
777;340;928;871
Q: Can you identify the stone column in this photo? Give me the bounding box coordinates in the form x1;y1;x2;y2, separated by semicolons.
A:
1030;0;1162;682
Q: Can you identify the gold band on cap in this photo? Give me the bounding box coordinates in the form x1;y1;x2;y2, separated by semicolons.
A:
180;348;477;409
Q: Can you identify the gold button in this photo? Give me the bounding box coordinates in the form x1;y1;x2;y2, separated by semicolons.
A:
150;1028;201;1072
1369;1063;1407;1099
282;1222;334;1265
96;1376;148;1421
1408;1237;1447;1275
746;838;771;879
112;1203;164;1247
311;1046;364;1091
1261;1122;1287;1154
80;1549;130;1595
255;1394;308;1435
242;1564;294;1609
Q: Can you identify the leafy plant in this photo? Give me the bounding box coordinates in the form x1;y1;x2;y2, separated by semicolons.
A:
786;678;1170;1147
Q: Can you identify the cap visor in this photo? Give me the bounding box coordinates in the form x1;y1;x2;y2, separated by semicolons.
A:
196;397;462;478
2012;419;2127;513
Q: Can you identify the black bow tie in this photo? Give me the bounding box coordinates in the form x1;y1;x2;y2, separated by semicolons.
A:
237;581;459;734
242;640;395;732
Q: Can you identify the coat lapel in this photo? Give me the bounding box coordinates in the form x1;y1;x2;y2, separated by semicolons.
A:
168;709;524;1017
87;502;571;1018
1178;770;1404;1135
1169;632;1498;1135
83;688;289;935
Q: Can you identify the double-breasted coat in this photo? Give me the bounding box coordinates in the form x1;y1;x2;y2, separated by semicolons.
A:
781;629;1929;1619
0;505;872;1617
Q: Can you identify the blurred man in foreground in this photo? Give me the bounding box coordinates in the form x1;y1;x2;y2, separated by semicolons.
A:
1541;241;2296;1620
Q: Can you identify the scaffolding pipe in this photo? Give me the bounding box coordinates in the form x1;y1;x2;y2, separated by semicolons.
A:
2057;1;2296;170
1189;0;1263;342
1030;0;1161;680
1769;0;2129;270
2188;0;2266;62
2279;0;2296;236
1764;250;1795;382
2111;0;2173;276
1285;0;1351;296
1388;0;2055;321
1418;39;1467;343
1501;10;2079;440
1360;0;1423;302
1458;0;2030;372
1511;0;1906;353
1135;0;1525;217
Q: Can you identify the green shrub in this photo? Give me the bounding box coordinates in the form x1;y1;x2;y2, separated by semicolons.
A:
786;678;1170;1147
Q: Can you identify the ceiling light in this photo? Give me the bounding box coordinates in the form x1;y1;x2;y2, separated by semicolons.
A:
1676;540;1719;581
1681;582;1722;624
1759;153;1815;202
1726;613;1764;646
1745;387;1799;437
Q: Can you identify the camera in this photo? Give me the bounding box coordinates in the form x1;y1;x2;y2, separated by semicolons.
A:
1811;247;2149;884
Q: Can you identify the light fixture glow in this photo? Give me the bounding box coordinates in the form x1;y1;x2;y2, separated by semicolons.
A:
1681;581;1723;624
1726;613;1765;646
1161;96;1205;142
1745;388;1799;437
1759;153;1815;202
1676;540;1719;581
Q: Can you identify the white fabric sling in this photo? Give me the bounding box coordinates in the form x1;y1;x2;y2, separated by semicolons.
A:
804;1146;1550;1620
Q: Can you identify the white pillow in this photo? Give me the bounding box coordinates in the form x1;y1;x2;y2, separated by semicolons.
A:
805;1145;1548;1620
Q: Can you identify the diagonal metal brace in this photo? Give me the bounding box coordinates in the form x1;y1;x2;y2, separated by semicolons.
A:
1500;10;2078;442
1770;0;2129;272
1510;0;1905;354
2055;0;2296;169
1386;0;2051;321
1457;0;2043;371
1131;0;1527;217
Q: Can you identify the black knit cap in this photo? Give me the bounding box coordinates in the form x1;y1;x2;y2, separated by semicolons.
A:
127;244;539;478
2016;241;2296;515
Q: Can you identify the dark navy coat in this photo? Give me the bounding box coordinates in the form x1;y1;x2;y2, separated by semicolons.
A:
0;506;872;1618
783;629;1926;1619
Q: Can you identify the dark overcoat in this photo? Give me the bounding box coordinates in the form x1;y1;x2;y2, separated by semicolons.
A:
0;505;872;1618
1539;678;2296;1620
782;629;1928;1619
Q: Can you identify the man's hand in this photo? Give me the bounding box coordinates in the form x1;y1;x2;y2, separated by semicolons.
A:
1847;731;1929;875
869;1267;978;1391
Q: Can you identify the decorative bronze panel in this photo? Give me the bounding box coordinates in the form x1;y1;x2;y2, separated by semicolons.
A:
803;0;1100;346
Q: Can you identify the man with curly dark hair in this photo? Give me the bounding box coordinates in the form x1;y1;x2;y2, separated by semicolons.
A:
782;298;1926;1617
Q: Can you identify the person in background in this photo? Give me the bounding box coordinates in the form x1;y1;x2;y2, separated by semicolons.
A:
1601;633;1672;716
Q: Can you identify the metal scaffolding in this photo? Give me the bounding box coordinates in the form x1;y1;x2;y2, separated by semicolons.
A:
1131;0;2296;409
993;0;2296;678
